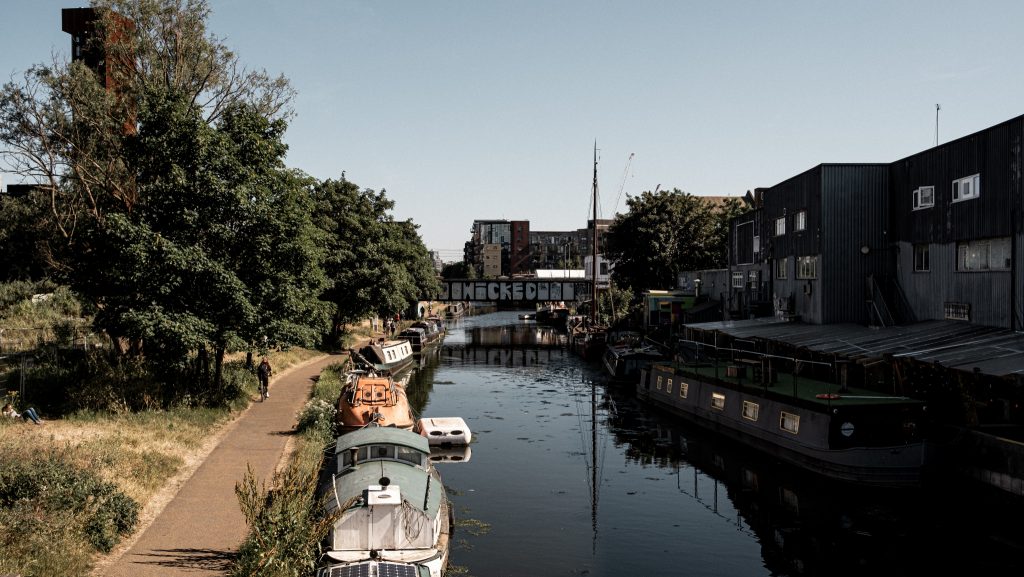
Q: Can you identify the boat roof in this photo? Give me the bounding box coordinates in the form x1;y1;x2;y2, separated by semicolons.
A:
330;460;443;517
656;363;922;407
352;375;392;387
335;427;430;455
684;318;1024;378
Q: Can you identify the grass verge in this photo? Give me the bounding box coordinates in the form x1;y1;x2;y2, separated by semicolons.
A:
0;347;322;577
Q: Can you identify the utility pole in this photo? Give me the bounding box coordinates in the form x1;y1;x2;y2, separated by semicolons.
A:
935;104;941;147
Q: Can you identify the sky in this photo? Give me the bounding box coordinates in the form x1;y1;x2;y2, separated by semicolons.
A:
3;1;1024;262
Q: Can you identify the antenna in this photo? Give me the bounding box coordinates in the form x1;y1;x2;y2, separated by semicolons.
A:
935;104;941;147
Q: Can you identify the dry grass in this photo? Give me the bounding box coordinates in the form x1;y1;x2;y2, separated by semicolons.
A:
0;347;323;576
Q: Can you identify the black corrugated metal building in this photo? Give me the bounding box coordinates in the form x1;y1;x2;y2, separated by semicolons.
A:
729;164;890;325
727;113;1022;331
889;114;1023;330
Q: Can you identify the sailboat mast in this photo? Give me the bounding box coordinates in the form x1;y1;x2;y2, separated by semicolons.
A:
591;143;599;325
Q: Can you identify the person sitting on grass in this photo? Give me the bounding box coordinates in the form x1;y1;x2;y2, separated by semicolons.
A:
2;403;43;425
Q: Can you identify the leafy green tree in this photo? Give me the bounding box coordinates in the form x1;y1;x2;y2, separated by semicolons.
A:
0;188;52;280
441;261;476;279
0;1;310;392
312;178;438;346
604;188;746;296
73;93;327;389
0;0;295;261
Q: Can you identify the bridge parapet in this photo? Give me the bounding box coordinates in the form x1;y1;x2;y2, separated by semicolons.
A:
439;279;592;302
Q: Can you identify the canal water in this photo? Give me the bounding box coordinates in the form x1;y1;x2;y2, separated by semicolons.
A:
407;311;1024;577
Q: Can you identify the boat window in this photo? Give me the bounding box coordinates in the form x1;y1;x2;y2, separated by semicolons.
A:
780;411;800;434
666;379;673;394
656;376;663;390
711;392;725;410
396;446;423;465
679;382;688;399
369;445;395;460
742;401;759;421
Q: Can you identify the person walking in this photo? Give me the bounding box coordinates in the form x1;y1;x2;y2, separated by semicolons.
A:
2;403;42;425
256;357;273;400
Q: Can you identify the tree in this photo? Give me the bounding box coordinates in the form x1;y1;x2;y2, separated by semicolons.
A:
0;0;295;260
0;1;308;392
73;92;328;389
0;188;52;281
604;189;747;296
441;261;476;280
313;179;438;346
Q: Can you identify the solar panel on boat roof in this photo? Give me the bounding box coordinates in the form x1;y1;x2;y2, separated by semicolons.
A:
378;563;418;577
327;564;368;577
326;563;417;577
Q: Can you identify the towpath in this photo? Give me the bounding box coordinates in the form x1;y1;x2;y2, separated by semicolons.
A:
98;353;343;577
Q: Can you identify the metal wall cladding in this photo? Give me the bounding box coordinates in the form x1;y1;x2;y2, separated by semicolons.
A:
757;164;888;324
763;165;823;259
731;212;757;265
889;115;1023;244
889;115;1023;330
896;239;1013;328
820;164;890;324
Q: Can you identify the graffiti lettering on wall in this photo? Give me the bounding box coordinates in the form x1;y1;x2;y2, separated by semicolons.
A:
439;280;591;302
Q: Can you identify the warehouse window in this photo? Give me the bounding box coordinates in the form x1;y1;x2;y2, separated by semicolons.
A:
795;210;807;231
775;217;786;236
796;256;818;279
952;174;980;203
776;257;788;280
957;237;1011;271
913;186;935;210
913;244;930;272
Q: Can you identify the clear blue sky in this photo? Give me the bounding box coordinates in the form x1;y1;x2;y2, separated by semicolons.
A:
4;1;1024;261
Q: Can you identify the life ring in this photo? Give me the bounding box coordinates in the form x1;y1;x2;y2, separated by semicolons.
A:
816;393;841;400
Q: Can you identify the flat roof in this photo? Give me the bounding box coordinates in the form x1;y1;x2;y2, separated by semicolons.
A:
684;319;1024;377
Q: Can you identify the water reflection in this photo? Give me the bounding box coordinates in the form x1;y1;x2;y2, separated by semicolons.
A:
412;312;1024;577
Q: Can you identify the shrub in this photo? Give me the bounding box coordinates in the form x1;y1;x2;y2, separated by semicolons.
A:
0;447;140;554
296;398;336;444
232;459;339;577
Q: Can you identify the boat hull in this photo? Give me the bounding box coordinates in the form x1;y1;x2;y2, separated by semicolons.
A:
637;365;925;487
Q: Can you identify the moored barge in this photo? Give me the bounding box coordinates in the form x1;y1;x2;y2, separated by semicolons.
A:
637;358;927;486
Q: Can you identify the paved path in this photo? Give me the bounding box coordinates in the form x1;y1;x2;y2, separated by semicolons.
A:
102;354;343;577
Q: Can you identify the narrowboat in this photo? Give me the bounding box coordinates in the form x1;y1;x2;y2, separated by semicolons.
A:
318;427;451;577
355;339;415;375
535;302;570;330
398;317;446;354
637;358;927;486
336;370;416;432
602;342;667;382
445;302;466;319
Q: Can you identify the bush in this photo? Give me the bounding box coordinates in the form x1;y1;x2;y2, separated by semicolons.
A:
296;398;336;444
232;459;338;577
0;447;140;554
